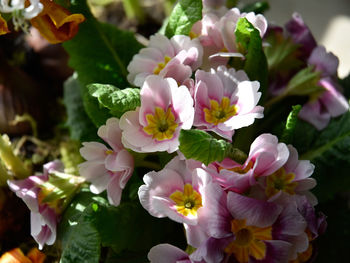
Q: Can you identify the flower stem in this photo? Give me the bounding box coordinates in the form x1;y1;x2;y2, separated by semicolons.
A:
122;0;145;24
0;161;12;186
0;134;30;179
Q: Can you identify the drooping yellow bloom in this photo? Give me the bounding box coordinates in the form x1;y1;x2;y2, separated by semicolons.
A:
265;168;298;198
30;0;85;44
169;184;202;217
204;97;238;125
225;219;272;263
143;107;178;141
0;247;45;263
0;15;10;36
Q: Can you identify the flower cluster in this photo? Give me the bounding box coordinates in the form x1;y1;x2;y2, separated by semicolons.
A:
76;1;336;262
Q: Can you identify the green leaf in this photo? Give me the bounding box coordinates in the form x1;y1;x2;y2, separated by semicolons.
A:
290;110;350;202
285;67;323;96
59;190;185;262
281;105;301;144
87;84;141;118
62;0;143;126
165;0;202;38
235;18;268;101
179;129;246;165
339;74;350;99
63;75;99;141
241;1;270;14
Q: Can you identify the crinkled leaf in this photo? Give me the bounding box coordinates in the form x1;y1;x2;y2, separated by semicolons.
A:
165;0;202;38
87;84;140;118
281;105;301;144
63;75;99;141
179;129;233;165
59;190;185;262
235;18;268;101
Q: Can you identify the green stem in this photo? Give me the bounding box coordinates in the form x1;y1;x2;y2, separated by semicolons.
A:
122;0;145;24
227;145;248;165
164;0;176;16
0;135;30;179
0;161;12;186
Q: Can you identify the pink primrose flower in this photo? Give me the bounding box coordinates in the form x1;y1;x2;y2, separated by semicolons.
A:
203;133;288;194
191;8;267;69
298;77;349;130
138;156;217;225
193;66;264;140
251;145;317;205
148;244;194;263
127;33;203;87
7;160;63;249
120;75;194;153
79;117;134;206
193;191;307;263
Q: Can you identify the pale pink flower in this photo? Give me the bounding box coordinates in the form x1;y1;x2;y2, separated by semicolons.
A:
7;161;63;249
120;75;194;153
193;66;263;140
205;133;289;193
79;117;134;206
298;46;349;130
127;33;203;87
252;145;317;205
191;8;267;69
138;156;216;225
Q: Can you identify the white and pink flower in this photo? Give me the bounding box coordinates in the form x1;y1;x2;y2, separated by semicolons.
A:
193;66;264;140
120;75;194;153
7;161;64;249
79;117;134;206
127;33;203;87
205;133;289;193
138;156;215;225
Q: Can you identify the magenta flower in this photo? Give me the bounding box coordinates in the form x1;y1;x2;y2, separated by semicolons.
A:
127;33;203;87
120;75;194;153
193;66;264;140
138;156;214;225
7;160;63;249
79;117;134;206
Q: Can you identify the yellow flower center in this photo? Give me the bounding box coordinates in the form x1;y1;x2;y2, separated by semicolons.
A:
265;168;298;198
105;149;114;155
219;161;254;174
143;107;178;141
203;97;238;125
153;56;171;75
225;219;272;263
169;184;202;218
189;31;199;39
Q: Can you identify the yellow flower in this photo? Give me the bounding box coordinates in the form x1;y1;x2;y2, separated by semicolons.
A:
30;0;85;44
0;14;10;36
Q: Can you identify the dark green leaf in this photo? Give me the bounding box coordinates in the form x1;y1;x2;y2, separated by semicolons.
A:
62;0;143;126
179;129;232;165
87;84;140;118
290;110;350;202
63;75;98;141
241;1;270;14
235;18;268;101
165;0;202;38
339;74;350;99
